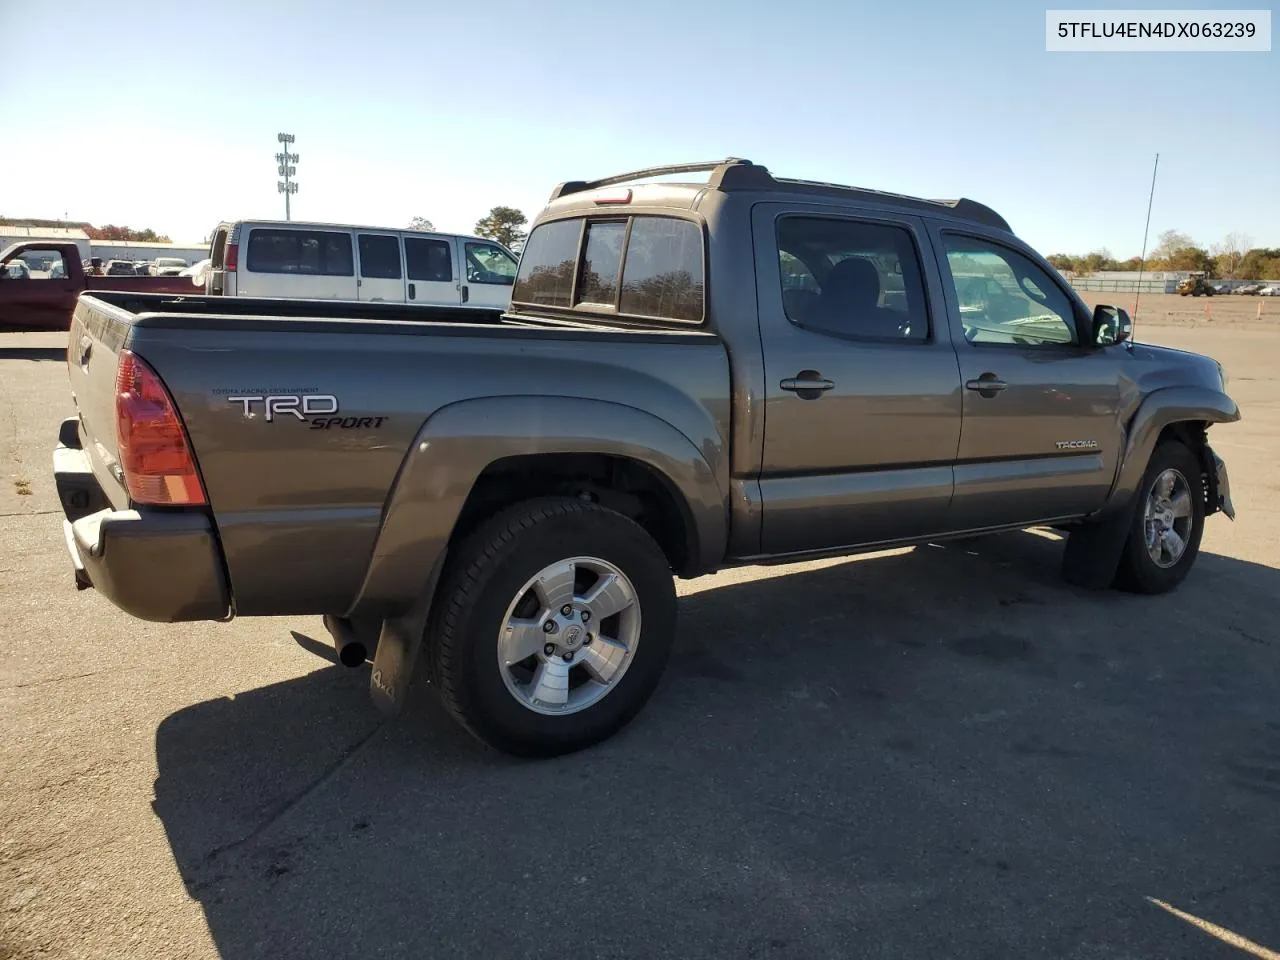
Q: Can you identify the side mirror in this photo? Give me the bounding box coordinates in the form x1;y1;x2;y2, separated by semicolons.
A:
1091;304;1132;346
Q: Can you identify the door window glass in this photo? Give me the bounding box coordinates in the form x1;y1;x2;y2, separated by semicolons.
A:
943;237;1076;345
3;249;65;279
776;217;928;341
405;238;453;282
464;242;517;285
246;229;353;276
358;234;402;280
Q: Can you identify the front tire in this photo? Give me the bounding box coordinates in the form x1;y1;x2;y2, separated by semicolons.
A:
1114;442;1205;594
426;497;677;757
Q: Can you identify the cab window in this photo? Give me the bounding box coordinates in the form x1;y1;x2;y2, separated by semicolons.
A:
943;237;1076;346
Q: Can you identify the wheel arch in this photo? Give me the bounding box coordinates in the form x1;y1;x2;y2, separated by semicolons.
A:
346;395;727;619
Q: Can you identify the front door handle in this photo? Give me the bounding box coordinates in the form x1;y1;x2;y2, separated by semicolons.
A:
408;283;416;300
461;285;469;304
780;371;835;399
965;374;1008;397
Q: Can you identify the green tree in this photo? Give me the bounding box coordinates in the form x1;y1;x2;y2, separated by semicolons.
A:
1046;254;1077;271
408;216;435;231
474;206;528;249
1164;246;1214;273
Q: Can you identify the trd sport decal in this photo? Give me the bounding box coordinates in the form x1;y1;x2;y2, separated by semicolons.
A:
225;394;386;429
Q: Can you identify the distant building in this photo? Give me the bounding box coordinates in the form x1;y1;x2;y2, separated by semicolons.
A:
89;239;208;265
0;226;91;261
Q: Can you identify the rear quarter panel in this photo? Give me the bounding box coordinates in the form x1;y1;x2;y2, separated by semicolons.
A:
123;318;731;616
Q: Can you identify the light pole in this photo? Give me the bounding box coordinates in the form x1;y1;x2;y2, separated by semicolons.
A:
276;132;299;220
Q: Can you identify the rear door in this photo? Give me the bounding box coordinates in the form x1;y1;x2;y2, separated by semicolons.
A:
356;233;405;302
462;239;518;309
403;234;460;306
753;204;963;555
931;227;1124;527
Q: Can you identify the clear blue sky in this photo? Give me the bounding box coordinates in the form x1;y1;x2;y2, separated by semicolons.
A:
0;0;1275;255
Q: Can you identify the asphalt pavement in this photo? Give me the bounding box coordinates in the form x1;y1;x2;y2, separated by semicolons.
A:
1;325;1277;959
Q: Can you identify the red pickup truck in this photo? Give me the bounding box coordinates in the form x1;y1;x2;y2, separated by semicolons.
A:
1;241;199;332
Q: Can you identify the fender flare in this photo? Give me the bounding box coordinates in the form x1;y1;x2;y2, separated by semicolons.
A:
1104;385;1239;513
1063;386;1238;589
347;395;727;618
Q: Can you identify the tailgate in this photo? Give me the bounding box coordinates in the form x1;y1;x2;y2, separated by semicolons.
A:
67;295;134;510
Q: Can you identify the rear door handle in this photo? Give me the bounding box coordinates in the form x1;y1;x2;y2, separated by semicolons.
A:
408;283;416;300
780;372;835;399
460;285;469;304
965;376;1008;395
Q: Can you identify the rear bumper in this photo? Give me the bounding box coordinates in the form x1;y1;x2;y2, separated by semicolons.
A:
53;419;230;622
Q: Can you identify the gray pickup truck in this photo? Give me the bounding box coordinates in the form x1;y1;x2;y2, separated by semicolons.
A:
54;158;1237;756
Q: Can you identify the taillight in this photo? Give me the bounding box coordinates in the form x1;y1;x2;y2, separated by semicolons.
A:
224;243;238;271
115;350;207;506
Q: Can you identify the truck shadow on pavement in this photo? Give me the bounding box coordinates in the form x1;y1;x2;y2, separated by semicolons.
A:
153;531;1280;960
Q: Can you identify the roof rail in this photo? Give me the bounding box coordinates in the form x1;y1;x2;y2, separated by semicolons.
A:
547;159;1011;232
548;158;762;200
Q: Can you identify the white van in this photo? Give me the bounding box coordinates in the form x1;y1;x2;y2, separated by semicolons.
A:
205;220;518;309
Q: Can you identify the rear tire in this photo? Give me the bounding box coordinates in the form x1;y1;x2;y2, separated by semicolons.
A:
426;497;677;757
1114;442;1205;594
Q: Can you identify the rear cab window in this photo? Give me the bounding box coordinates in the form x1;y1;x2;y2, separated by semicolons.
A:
512;215;704;324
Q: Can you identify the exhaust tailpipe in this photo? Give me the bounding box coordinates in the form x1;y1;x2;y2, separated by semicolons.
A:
322;614;369;668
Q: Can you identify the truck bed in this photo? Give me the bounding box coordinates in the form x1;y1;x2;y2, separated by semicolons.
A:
66;291;731;619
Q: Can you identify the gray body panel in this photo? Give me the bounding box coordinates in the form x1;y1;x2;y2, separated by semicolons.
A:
60;160;1237;624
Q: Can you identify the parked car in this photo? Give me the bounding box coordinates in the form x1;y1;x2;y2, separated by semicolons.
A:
54;158;1237;757
1259;284;1280;297
205;220;518;310
0;242;198;331
1235;283;1263;295
104;260;138;276
152;257;188;277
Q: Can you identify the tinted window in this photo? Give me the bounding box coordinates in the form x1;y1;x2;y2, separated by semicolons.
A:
405;237;452;282
619;218;703;322
512;218;580;307
943;237;1076;346
358;234;402;280
577;221;626;305
464;242;517;285
245;229;353;276
776;217;928;341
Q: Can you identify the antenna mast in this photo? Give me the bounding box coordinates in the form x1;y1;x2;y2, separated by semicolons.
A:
1133;153;1160;326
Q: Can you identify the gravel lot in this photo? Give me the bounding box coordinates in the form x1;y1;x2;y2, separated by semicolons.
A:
1;303;1277;959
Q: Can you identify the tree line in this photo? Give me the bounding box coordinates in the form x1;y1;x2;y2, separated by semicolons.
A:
408;206;530;250
1048;230;1280;281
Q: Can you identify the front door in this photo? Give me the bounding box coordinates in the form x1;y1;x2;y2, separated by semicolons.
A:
356;233;405;302
754;204;963;556
462;240;518;309
1;248;78;330
403;235;460;306
933;229;1124;529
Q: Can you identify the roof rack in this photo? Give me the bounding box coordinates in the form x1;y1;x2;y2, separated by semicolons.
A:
548;158;1011;233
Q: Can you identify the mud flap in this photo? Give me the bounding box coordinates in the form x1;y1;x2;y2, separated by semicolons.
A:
368;553;445;716
1062;501;1138;590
